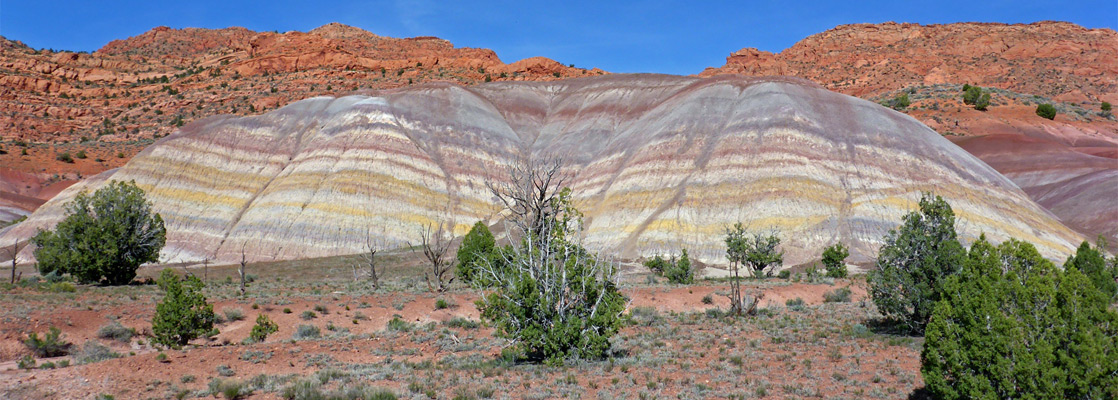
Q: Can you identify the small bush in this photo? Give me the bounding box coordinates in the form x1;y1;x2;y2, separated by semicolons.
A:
75;340;120;364
293;325;320;340
785;297;805;311
444;317;481;330
249;314;279;342
777;270;791;279
216;364;235;377
435;298;450;310
18;354;36;369
701;294;714;305
25;327;70;357
152;269;216;347
56;152;74;163
1036;103;1057;120
386;316;413;332
885;93;910;110
1102;101;1112;112
822;243;849;278
301;311;317;320
823;287;852;303
222;307;245;322
313;304;328;314
283;308;292;314
97;321;135;343
75;150;87;159
209;378;251;399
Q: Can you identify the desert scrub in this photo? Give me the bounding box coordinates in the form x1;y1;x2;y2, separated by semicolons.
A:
76;340;120;364
823;287;852;303
25;326;71;357
222;307;246;321
293;325;320;340
96;321;135;342
301;310;317;320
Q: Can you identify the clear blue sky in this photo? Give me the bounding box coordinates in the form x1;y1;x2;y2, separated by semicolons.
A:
2;0;1115;75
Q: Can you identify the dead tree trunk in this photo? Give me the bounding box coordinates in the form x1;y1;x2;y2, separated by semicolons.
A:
351;229;381;289
6;240;27;284
239;243;248;297
416;223;453;292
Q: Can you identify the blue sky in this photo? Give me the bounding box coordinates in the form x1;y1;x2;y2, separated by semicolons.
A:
2;0;1115;75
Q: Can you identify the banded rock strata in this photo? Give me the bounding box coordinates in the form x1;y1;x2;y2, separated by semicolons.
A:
0;74;1084;270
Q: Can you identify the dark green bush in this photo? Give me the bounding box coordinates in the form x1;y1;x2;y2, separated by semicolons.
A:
962;85;982;105
25;327;71;357
645;250;694;284
922;236;1118;399
152;269;215;347
32;180;166;285
1036;103;1057;120
249;314;278;343
885;93;910;110
867;193;964;334
456;221;499;285
1101;101;1111;112
822;243;849;278
1064;240;1117;301
56;152;74;163
973;92;991;111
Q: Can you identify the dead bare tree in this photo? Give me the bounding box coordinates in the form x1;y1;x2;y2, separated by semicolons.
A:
485;157;565;248
415;223;454;292
201;257;210;284
239;242;248;297
6;239;28;284
351;229;381;289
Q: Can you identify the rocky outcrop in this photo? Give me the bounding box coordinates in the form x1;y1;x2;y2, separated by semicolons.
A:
0;75;1083;269
702;22;1118;102
0;23;604;149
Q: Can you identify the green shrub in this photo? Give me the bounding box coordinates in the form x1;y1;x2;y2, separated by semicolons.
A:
1036;103;1057;120
1102;101;1112;112
56;152;74;163
785;297;805;311
822;243;849;278
24;327;71;357
823;287;852;303
664;249;694;284
922;236;1118;399
17;354;35;370
249;314;279;343
477;183;626;365
777;269;791;279
435;298;449;310
456;221;501;285
701;294;714;305
643;255;670;276
962;85;982;105
1064;240;1117;301
96;321;135;342
885;93;910;110
74;150;87;159
293;325;320;340
867;193;964;334
32;180;166;285
301;311;316;320
973;92;991;111
152;269;216;347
